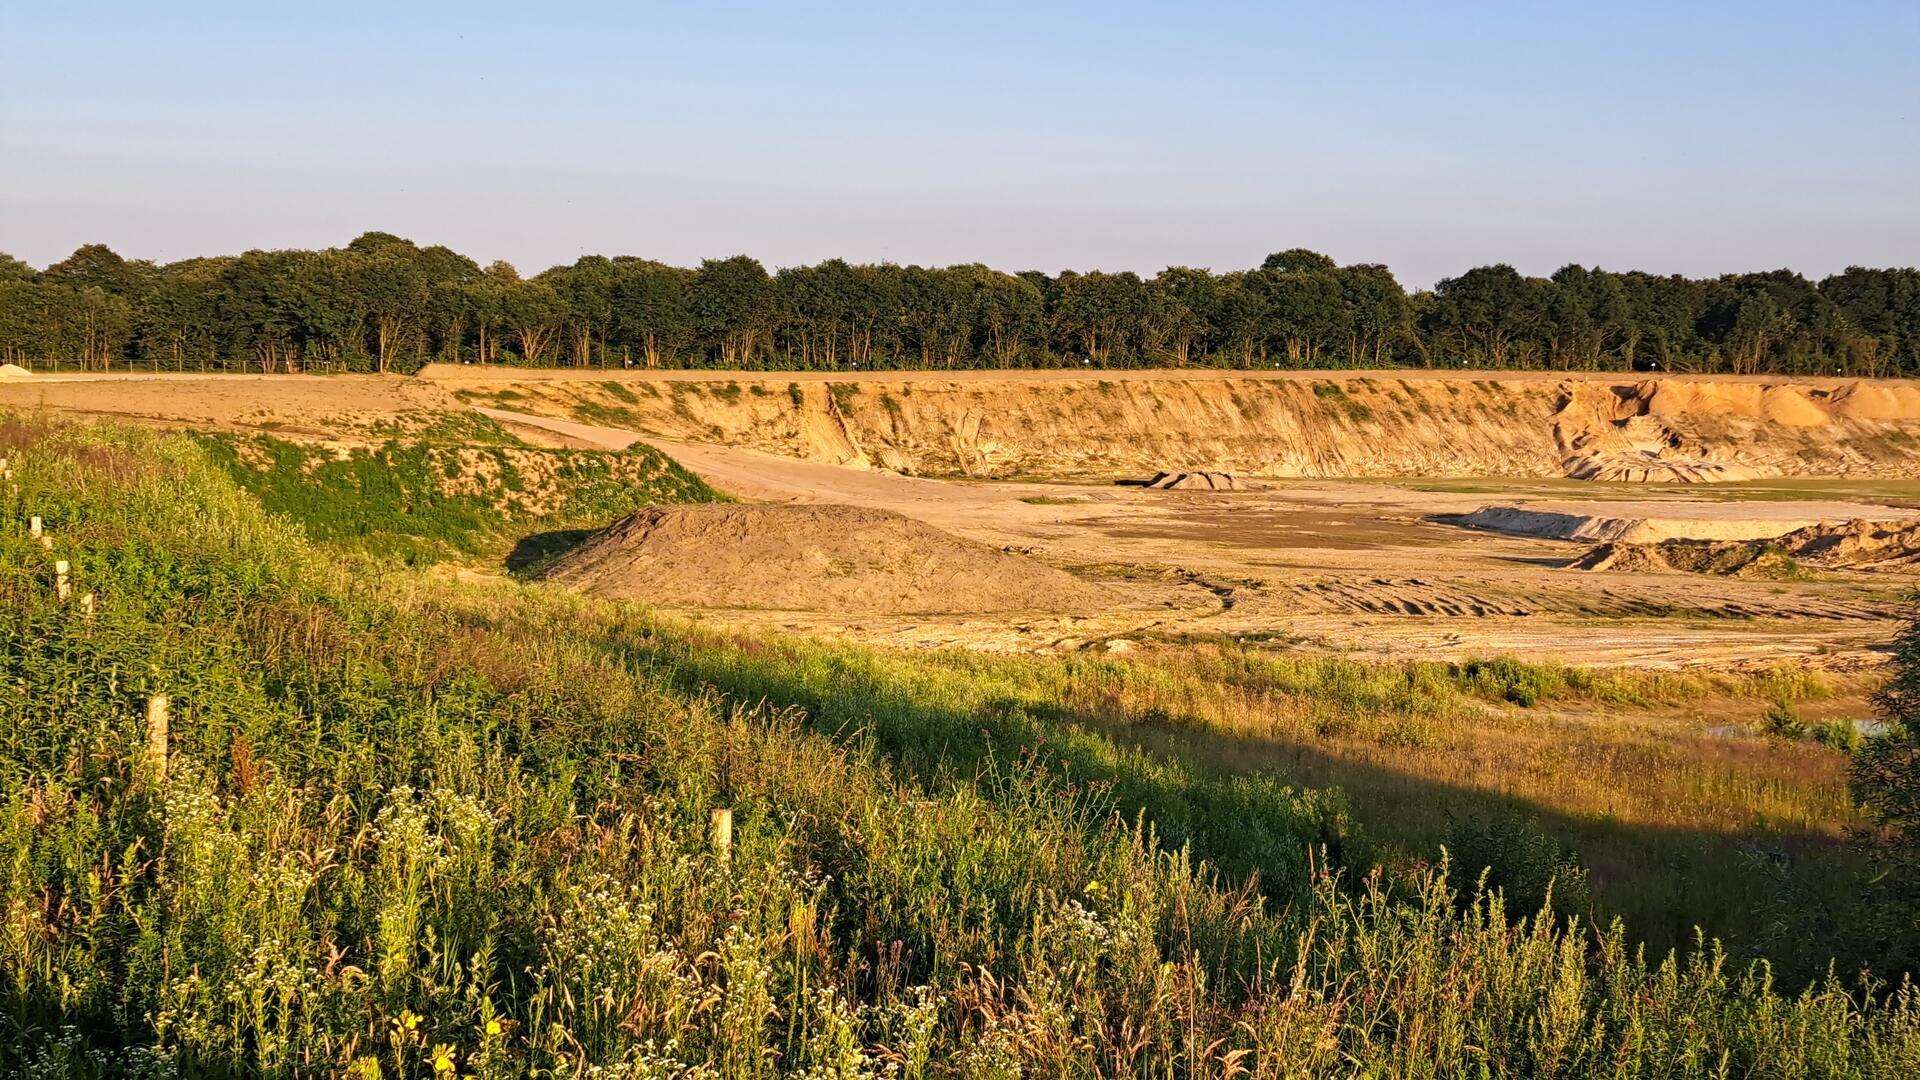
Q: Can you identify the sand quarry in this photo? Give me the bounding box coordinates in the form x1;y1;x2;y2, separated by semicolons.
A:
7;366;1920;669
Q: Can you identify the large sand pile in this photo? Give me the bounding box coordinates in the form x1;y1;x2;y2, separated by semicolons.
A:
543;504;1116;613
1573;518;1920;576
0;364;32;379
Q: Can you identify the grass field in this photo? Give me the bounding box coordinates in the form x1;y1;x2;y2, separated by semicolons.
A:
2;416;1917;1077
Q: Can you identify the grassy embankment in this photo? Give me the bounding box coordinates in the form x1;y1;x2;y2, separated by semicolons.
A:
2;417;1915;1076
193;418;717;566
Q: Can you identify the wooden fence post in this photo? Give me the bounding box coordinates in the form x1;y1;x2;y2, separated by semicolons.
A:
28;515;42;538
53;559;71;601
710;807;733;863
146;694;170;782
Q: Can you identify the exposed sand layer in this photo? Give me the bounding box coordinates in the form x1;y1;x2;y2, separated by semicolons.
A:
426;368;1920;482
543;504;1119;614
12;370;1920;482
0;364;31;379
1574;519;1920;576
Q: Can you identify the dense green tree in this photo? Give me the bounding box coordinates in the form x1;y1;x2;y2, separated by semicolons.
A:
610;258;695;369
545;256;619;367
1430;264;1548;367
499;278;565;363
0;253;37;282
1850;602;1920;971
1262;248;1338;274
43;243;148;296
692;256;774;366
0;235;1916;375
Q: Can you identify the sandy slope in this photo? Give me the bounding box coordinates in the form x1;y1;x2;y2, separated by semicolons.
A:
430;368;1920;481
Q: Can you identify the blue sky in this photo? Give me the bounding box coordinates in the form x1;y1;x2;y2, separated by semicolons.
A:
3;2;1915;288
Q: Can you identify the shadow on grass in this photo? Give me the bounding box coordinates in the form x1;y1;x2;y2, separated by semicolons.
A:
594;621;1886;986
506;528;596;576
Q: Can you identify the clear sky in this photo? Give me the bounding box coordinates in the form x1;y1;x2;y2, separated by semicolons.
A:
3;2;1916;289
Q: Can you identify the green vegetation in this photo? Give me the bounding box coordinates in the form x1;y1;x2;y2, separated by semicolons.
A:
4;234;1918;376
1852;603;1920;975
197;431;716;564
3;418;1919;1075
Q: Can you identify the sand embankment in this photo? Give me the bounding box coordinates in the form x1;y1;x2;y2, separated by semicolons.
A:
422;368;1920;482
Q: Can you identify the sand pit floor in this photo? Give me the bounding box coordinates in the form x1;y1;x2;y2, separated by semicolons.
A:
626;431;1916;669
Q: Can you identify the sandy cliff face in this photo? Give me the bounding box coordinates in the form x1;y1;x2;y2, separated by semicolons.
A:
432;370;1920;481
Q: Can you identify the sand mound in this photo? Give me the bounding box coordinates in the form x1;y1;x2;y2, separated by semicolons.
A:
1778;518;1920;571
1144;471;1240;490
0;364;31;379
1569;541;1804;578
543;504;1116;613
1831;383;1920;421
1573;518;1920;577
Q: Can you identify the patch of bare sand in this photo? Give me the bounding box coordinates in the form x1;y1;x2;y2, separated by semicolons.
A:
0;373;462;441
544;504;1121;615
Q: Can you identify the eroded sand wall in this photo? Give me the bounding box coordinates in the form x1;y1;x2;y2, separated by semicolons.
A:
427;369;1920;480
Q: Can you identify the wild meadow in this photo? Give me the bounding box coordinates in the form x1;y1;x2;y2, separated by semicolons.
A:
2;416;1918;1077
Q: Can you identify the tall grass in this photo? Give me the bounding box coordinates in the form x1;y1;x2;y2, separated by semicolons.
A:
607;625;1864;972
1;418;1916;1077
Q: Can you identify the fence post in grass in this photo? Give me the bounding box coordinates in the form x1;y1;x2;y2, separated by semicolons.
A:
79;592;95;618
146;694;170;783
28;515;42;538
53;560;70;601
710;807;733;863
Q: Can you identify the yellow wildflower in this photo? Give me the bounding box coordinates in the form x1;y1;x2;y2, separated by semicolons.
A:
485;1019;502;1037
429;1043;457;1075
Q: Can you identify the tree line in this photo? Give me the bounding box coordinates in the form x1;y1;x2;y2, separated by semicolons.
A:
2;231;1917;377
